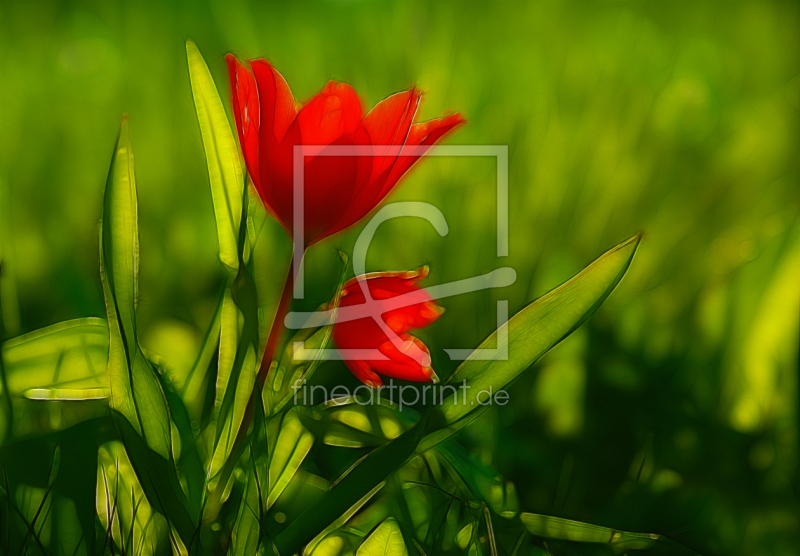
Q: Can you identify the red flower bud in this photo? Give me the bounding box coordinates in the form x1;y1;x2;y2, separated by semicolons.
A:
332;267;443;387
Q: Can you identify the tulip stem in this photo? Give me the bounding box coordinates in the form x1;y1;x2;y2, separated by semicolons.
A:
210;253;295;519
256;252;295;390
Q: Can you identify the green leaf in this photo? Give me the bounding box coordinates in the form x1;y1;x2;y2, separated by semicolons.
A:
96;440;171;556
208;192;261;490
520;513;662;552
436;440;518;517
23;387;108;400
207;333;257;487
270;416;429;555
309;532;359;556
298;398;412;449
266;252;349;417
154;369;205;520
267;409;314;509
186;39;244;275
357;518;408;556
100;117;172;460
1;318;107;398
230;456;265;556
111;411;196;548
180;285;225;425
424;233;641;450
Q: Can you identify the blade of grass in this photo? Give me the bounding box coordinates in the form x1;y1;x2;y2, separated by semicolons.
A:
100;117;171;459
186;40;243;276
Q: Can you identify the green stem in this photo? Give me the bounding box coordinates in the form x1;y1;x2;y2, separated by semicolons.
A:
204;254;296;521
256;253;295;391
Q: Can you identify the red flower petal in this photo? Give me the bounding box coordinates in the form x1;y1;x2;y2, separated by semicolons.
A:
250;59;297;145
340;335;437;387
266;81;369;244
293;81;363;146
342;360;384;388
379;112;466;202
225;54;261;190
333;268;443;386
370;334;438;382
361;89;421;183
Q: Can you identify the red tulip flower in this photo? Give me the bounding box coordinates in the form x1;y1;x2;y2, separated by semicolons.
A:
332;267;443;387
226;55;465;246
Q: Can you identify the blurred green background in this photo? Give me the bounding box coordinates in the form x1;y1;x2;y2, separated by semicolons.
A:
1;0;798;554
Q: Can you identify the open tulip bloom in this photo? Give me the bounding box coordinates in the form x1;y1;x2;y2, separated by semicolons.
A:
331;267;444;387
226;54;465;246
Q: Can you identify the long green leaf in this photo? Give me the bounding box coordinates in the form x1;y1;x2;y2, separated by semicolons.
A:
267;409;314;509
229;456;265;556
100;116;171;459
422;233;641;451
520;513;663;552
186;39;244;275
111;411;196;547
207;192;261;490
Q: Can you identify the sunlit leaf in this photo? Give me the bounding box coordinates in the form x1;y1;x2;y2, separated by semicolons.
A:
357;518;408;556
208;339;257;487
310;532;357;556
100;117;171;459
298;398;412;449
423;234;641;451
1;318;107;398
230;457;264;556
207;190;262;493
520;513;661;552
23;387;108;401
186;39;244;275
267;409;314;509
96;441;169;556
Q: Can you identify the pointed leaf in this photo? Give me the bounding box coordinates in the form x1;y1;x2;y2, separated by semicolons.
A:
357;518;408;556
187;40;244;274
100;118;171;458
424;234;641;450
267;409;314;508
229;461;264;556
520;513;663;552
